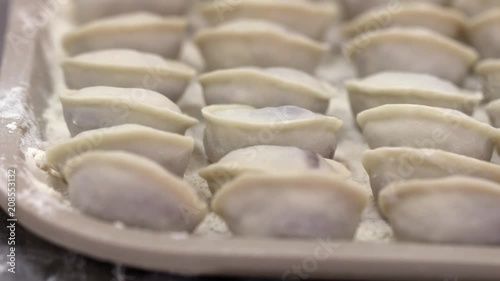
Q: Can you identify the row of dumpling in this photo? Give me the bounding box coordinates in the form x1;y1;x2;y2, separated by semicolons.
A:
192;0;376;239
340;0;500;126
71;0;340;39
64;0;341;74
193;0;340;73
45;1;213;233
341;2;500;244
348;74;500;245
64;0;500;77
190;0;378;239
341;0;500;19
59;0;342;117
342;4;474;84
69;0;500;25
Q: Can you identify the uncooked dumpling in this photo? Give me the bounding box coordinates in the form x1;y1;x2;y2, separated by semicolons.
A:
203;105;343;162
62;49;196;102
346;72;481;116
344;28;478;84
60;86;198;136
476;59;500;101
73;0;194;23
46;124;194;177
64;151;208;231
199;0;340;39
212;172;368;239
467;9;500;59
487;100;500;128
451;0;500;17
194;20;327;73
344;3;466;39
199;67;335;113
199;145;351;193
340;0;447;19
363;147;500;199
63;13;187;58
379;176;500;244
357;104;500;161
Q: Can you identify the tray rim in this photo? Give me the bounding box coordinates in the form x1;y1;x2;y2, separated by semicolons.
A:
2;0;500;280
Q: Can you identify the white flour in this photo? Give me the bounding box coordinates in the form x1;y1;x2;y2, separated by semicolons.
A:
0;87;29;146
5;122;17;133
0;87;27;120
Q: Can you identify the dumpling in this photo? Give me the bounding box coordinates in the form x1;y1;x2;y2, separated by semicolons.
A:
176;81;206;121
467;9;500;59
344;28;478;85
341;0;397;19
199;145;351;193
340;0;447;19
199;0;340;39
62;49;196;102
363;147;500;199
203;105;343;162
194;20;327;73
487;100;500;128
343;3;466;39
357;104;500;161
212;172;368;239
73;0;194;23
199;67;335;113
451;0;500;17
476;59;500;101
346;72;481;116
63;13;187;58
379;176;500;244
46;124;194;177
64;151;207;231
179;40;206;73
60;86;198;136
